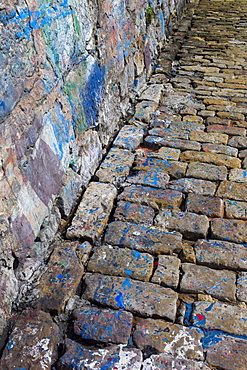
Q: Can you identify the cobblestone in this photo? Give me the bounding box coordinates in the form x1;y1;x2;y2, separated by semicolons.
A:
211;218;247;244
168;178;217;195
217;180;247;201
186;162;227;181
151;255;181;288
113;201;155;226
113;126;144;151
142;355;211;370
133;156;188;178
225;199;247;220
126;170;170;189
186;194;224;218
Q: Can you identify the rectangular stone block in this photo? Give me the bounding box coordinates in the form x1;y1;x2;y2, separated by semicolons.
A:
126;170;170;189
36;241;90;313
228;136;247;149
168;178;217;196
148;147;181;161
217;180;247;201
155;210;209;240
133;318;203;360
187;162;227;181
87;245;154;282
207;124;246;136
148;128;189;140
186;194;224;218
195;239;247;270
189;130;228;144
211;218;247;244
237;272;247;303
95;147;135;184
114;201;155;226
145;135;201;151
134;101;158;122
139;85;163;103
206;335;247;370
83;273;178;320
180;263;236;301
73;307;133;344
225;199;247;220
134;156;188;178
192;301;247;336
180;150;241;168
66;182;117;242
58;339;142;370
229;168;247;182
104;221;183;255
118;185;183;210
169;121;205;131
151;255;181;288
202;143;238;157
113;125;144;151
142;355;211;370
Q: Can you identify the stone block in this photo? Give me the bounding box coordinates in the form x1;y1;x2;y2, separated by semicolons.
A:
73;307;133;344
180;150;241;168
151;255;181;288
149;147;181;161
95;147;135;184
104;221;183;255
36;241;90;313
155;210;209;240
180;263;236;301
87;245;153;281
237;272;247;303
133;319;203;360
187;162;227;181
207;124;246;136
149;128;189;140
126;170;170;189
82;273;178;320
145;136;201;151
206;335;247;370
133;156;188;178
134;101;159;122
139;85;163;103
211;218;247;244
113;125;144;151
195;239;247;270
202;143;238;157
168;178;217;195
0;309;58;370
142;355;211;370
229;168;247;182
225;199;247;220
58;339;142;370
118;185;183;210
189;130;228;144
114;201;155;226
217;180;247;201
229;136;247;149
67;182;117;242
186;194;224;217
192;301;247;336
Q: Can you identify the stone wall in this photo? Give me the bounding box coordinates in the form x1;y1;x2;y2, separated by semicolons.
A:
0;0;187;334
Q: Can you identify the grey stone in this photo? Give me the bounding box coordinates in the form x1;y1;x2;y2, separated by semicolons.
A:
168;178;217;195
127;170;170;189
67;182;117;242
237;272;247;303
211;218;247;244
229;168;247;182
151;255;181;288
186;162;227;181
225;199;247;220
82;273;178;320
139;85;163;103
113;125;144;151
87;245;154;281
142;355;211;370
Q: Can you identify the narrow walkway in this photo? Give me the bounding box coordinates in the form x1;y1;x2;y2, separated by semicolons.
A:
2;0;247;369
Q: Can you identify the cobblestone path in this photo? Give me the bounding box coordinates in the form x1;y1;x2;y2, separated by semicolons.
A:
2;0;247;369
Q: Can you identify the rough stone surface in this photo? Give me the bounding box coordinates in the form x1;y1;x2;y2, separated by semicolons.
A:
133;157;188;178
217;180;247;201
104;221;183;255
225;200;247;220
0;310;58;370
149;147;181;161
168;178;217;195
180;151;241;168
36;241;90;313
87;245;154;281
127;170;170;189
133;319;203;360
211;218;247;244
114;201;155;226
237;272;247;303
206;335;247;370
229;168;247;183
195;239;247;271
145;136;201;151
67;182;117;242
73;307;133;344
58;339;143;370
202;143;238;157
192;301;247;336
151;255;181;288
83;273;178;320
113;126;144;151
229;136;247;149
186;162;227;181
180;263;236;301
119;185;183;210
155;210;209;240
95;147;135;184
142;355;211;370
186;194;224;218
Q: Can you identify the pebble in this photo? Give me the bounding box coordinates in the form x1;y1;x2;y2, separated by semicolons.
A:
82;273;178;320
87;245;154;281
104;221;183;255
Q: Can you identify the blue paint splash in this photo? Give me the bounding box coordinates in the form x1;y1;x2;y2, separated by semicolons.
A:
115;291;125;309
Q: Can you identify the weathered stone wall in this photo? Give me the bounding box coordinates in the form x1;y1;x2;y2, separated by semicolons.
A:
0;0;187;334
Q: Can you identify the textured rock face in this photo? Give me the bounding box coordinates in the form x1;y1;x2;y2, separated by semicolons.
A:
0;0;185;333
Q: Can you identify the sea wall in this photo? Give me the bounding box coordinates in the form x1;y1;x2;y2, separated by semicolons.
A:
0;0;187;334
